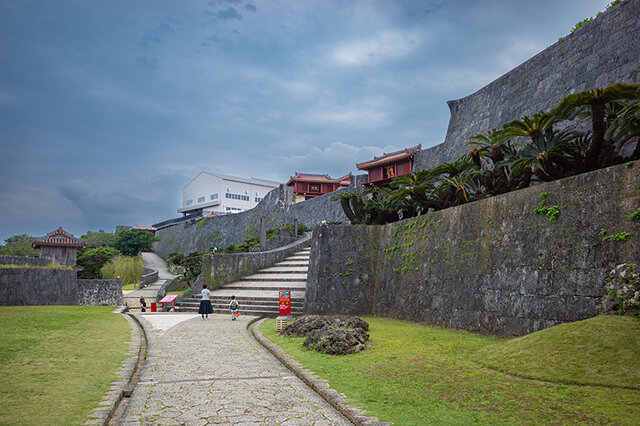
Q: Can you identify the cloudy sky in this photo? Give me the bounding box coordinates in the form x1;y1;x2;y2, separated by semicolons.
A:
0;0;612;241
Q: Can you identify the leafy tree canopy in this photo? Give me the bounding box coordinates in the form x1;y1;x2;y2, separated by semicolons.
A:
0;234;39;257
76;247;121;279
80;230;116;248
113;229;156;256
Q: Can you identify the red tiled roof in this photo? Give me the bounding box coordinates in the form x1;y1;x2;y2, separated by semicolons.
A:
285;172;342;186
194;213;218;223
132;225;157;231
32;227;87;248
356;144;422;170
339;173;352;186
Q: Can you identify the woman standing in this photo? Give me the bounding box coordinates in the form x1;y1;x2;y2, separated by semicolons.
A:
199;284;213;320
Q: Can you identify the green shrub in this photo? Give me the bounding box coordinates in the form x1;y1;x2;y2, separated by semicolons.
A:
100;255;143;285
113;229;156;256
77;247;120;279
0;234;39;257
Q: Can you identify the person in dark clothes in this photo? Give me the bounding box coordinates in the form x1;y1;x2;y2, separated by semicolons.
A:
199;284;213;320
139;296;147;312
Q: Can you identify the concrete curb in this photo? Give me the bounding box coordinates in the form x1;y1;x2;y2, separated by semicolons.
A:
248;318;392;426
84;307;146;425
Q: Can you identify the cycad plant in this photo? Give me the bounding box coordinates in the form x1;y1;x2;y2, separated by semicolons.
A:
389;169;437;213
466;129;528;194
507;129;574;182
331;191;369;225
605;91;640;159
502;111;557;142
551;82;640;169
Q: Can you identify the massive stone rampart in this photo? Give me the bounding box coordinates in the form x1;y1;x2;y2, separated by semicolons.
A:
415;0;640;169
153;178;367;258
305;161;640;337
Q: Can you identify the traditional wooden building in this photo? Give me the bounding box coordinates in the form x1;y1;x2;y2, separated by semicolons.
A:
32;227;87;266
286;172;352;201
356;144;422;187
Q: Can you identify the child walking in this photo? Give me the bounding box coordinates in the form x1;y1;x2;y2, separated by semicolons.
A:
229;295;240;321
199;284;213;320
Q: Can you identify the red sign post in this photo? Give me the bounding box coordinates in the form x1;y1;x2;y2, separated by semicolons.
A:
279;291;291;316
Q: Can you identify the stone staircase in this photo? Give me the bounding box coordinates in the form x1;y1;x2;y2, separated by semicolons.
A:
180;247;310;317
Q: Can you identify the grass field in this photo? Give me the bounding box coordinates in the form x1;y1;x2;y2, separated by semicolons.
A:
260;315;640;425
0;306;131;425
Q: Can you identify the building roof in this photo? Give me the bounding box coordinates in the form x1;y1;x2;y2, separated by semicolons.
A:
339;173;353;186
184;171;281;190
194;213;219;223
356;144;422;170
32;227;87;248
132;225;157;232
285;172;343;186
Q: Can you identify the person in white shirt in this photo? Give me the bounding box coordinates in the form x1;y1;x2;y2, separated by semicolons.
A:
199;284;213;320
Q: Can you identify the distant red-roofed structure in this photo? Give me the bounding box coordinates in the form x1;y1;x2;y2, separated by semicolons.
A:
132;225;157;236
194;213;218;222
286;172;352;201
356;144;421;187
32;227;87;266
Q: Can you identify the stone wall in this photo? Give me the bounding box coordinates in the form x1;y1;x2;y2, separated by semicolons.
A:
153;182;358;258
0;256;49;266
415;0;640;169
0;267;123;306
199;234;312;291
0;267;78;305
305;161;640;337
76;279;123;306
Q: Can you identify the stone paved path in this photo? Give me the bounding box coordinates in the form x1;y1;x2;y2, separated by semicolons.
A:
119;314;351;425
123;252;178;309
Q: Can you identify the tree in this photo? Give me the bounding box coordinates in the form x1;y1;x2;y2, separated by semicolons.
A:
80;231;116;248
76;247;120;279
0;234;39;257
113;229;156;256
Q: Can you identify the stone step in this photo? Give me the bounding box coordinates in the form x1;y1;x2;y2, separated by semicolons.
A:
241;273;307;281
180;307;301;317
224;283;306;292
259;266;309;273
274;261;309;267
181;298;304;307
181;303;304;313
191;289;306;299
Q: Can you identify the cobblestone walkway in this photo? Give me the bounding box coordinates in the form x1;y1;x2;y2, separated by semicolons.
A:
119;314;350;425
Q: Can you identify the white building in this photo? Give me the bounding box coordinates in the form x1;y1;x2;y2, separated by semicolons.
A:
179;172;280;216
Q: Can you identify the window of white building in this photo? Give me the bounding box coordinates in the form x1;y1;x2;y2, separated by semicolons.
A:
186;200;193;206
210;193;218;200
197;196;205;203
225;193;250;201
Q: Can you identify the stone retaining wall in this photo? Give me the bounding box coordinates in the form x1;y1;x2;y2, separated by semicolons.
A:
199;234;312;291
305;162;640;337
153;178;366;258
0;267;123;306
0;256;49;266
76;279;123;306
140;268;159;288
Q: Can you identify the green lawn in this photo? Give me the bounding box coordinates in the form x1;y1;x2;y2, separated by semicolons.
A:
0;306;132;425
260;315;640;425
121;282;139;291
